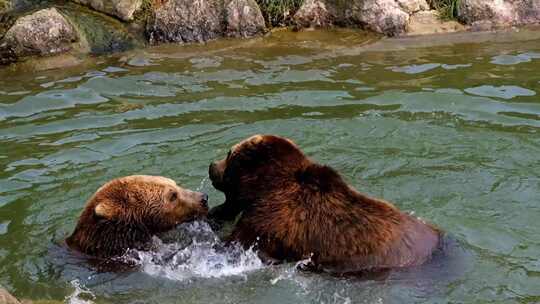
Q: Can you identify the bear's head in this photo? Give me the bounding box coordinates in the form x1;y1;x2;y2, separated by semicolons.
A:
209;135;347;222
66;175;209;258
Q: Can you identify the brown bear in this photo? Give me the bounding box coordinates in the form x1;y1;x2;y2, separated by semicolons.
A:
66;175;209;258
208;135;442;274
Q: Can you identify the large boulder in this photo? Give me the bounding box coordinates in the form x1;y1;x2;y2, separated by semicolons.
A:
0;8;78;64
346;0;412;35
293;0;429;36
458;0;540;26
147;0;224;44
146;0;266;44
71;0;143;21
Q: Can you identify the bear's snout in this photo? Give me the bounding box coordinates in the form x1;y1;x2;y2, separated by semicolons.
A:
209;162;225;191
185;190;209;209
209;162;218;177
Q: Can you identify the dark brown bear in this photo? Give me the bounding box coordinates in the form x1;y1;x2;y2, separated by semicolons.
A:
67;175;209;258
209;135;441;274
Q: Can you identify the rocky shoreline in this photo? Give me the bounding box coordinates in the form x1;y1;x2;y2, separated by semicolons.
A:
0;0;539;67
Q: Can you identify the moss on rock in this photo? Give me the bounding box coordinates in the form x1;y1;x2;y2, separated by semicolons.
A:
60;3;141;54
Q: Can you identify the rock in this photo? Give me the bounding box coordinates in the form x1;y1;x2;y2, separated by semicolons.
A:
225;0;266;38
0;288;21;304
407;10;466;35
0;8;78;64
71;0;143;21
293;0;336;28
293;0;430;36
61;4;140;54
347;0;411;36
458;0;540;26
458;0;516;25
147;0;223;44
396;0;429;14
147;0;266;44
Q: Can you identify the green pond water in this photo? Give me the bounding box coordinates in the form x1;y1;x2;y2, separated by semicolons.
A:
1;29;540;304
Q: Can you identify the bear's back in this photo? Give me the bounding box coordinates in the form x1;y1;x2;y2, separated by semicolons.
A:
230;189;441;274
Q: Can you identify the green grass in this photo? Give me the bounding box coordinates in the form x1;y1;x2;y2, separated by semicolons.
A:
429;0;460;20
255;0;304;27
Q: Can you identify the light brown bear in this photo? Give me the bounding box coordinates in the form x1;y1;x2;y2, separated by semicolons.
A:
208;135;441;274
67;175;209;258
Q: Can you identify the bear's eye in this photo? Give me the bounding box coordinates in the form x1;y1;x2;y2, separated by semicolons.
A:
168;191;178;202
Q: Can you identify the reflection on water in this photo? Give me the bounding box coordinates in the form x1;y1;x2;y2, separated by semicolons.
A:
1;29;540;303
490;52;540;65
464;85;536;99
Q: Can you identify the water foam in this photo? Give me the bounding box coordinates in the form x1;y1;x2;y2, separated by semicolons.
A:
122;221;264;281
65;280;95;304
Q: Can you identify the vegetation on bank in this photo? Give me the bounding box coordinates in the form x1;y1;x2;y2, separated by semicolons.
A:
256;0;461;25
0;9;16;41
134;0;155;24
429;0;460;20
255;0;304;26
134;0;171;27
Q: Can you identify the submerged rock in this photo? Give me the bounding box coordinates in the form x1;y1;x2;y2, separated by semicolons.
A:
146;0;266;44
458;0;540;26
0;8;78;64
60;4;140;54
293;0;430;36
71;0;143;21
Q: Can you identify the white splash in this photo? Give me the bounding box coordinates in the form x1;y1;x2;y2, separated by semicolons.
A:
271;255;314;285
123;221;264;281
331;292;352;304
64;280;95;304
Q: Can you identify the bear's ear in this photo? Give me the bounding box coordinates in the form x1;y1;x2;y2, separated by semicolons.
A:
94;201;117;220
296;163;343;193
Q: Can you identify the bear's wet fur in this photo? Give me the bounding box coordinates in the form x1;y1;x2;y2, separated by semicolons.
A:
209;135;441;274
66;175;209;258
